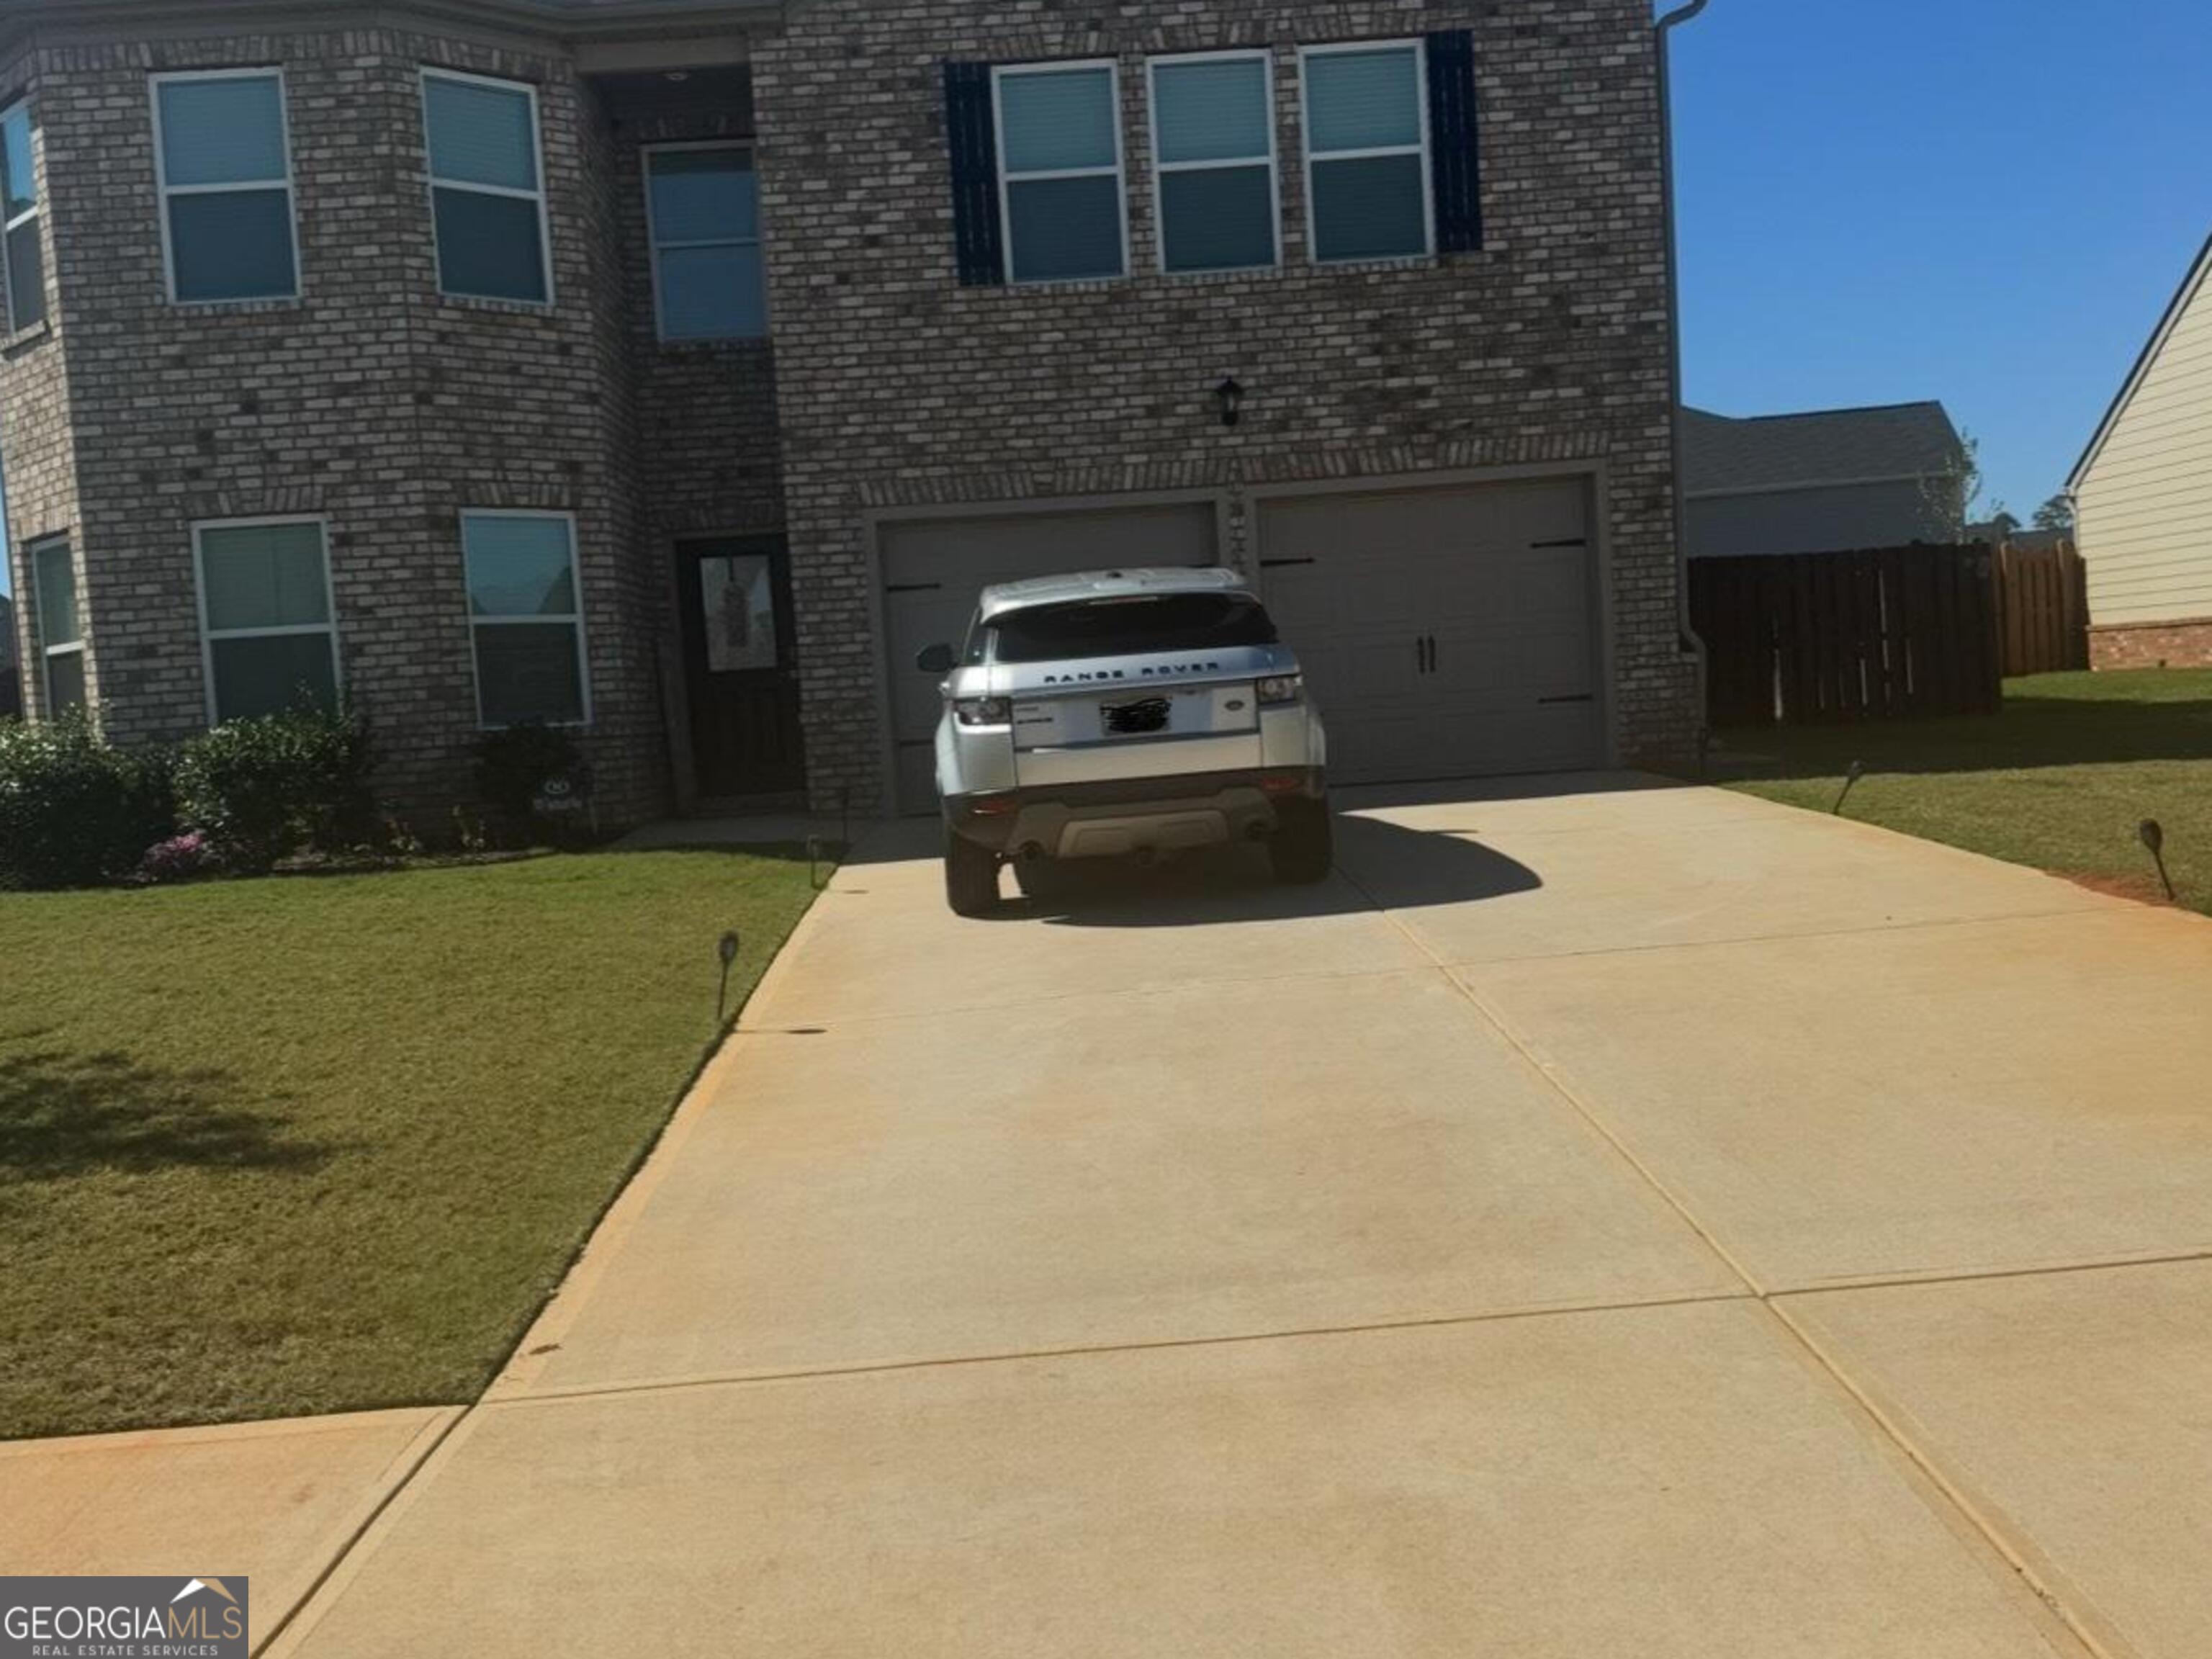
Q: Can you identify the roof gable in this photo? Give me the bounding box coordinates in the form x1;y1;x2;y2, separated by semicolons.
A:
2068;232;2212;493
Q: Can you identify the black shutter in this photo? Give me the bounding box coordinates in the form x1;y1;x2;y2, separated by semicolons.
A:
1424;30;1483;254
943;62;1005;286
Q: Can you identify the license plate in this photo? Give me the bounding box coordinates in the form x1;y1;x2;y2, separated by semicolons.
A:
1100;696;1172;737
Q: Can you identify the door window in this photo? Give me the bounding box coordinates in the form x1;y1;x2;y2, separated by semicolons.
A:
699;552;778;672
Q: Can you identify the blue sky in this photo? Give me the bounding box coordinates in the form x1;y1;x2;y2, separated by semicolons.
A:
1671;0;2212;523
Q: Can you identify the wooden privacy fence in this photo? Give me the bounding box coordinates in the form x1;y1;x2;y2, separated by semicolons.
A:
1691;544;2002;727
1995;540;2088;676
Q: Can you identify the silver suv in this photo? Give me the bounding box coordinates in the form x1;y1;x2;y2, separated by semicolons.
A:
915;568;1331;916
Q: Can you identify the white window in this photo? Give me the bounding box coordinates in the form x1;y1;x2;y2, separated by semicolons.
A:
30;534;84;716
422;69;551;305
193;518;340;724
644;143;765;341
1;100;44;330
1300;41;1432;264
462;511;588;727
151;70;300;303
992;61;1126;284
1147;53;1279;274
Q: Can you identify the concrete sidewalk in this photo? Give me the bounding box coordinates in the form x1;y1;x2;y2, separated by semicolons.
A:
24;775;2212;1656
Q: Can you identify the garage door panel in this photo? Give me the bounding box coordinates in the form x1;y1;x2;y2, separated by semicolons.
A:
880;503;1218;813
1258;479;1600;784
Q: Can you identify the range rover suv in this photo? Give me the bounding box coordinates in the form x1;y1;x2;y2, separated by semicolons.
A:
915;568;1331;917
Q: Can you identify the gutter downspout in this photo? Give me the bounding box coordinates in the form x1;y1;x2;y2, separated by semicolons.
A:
1656;0;1710;763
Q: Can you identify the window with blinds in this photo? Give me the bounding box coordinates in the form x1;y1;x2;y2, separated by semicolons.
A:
30;535;83;717
422;69;550;305
462;512;589;727
991;62;1126;284
193;518;341;724
644;145;765;341
1300;42;1432;263
1148;53;1279;274
1;102;42;331
151;71;299;303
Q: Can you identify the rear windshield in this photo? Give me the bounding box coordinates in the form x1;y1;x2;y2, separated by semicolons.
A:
989;594;1279;664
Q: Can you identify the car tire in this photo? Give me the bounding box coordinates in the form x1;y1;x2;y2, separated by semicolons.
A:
943;827;1002;917
1270;796;1334;885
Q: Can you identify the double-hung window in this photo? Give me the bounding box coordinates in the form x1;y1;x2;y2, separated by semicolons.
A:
30;535;84;716
1148;53;1278;274
1300;42;1433;263
194;518;340;723
462;512;588;727
423;70;550;304
1;101;44;330
152;70;300;303
644;144;765;341
992;62;1125;284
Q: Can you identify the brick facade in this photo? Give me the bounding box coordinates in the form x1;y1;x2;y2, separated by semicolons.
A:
0;0;1699;825
2090;616;2212;672
755;0;1700;811
0;20;677;824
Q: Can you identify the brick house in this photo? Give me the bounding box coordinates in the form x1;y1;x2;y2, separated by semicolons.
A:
0;0;1701;824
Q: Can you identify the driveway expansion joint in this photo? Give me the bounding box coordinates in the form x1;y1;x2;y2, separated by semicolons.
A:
482;1289;1763;1409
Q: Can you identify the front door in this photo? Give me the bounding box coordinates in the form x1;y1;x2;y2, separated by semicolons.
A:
677;534;805;799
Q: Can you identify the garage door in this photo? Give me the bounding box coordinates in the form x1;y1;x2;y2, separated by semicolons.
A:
1255;479;1601;786
881;502;1219;811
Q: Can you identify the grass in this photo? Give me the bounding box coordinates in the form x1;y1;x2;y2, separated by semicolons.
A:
0;848;819;1440
1713;670;2212;914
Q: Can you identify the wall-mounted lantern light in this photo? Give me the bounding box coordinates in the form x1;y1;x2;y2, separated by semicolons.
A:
1216;376;1244;428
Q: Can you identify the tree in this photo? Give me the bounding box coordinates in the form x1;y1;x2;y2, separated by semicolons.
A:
2033;494;2075;533
1924;430;1985;536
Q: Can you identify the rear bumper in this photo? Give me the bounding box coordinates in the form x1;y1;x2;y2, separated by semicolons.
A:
946;768;1326;857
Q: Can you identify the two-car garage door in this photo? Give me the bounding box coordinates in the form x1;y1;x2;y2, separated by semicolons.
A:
878;477;1601;811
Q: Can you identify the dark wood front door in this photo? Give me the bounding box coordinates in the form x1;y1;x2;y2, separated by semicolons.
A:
677;534;805;798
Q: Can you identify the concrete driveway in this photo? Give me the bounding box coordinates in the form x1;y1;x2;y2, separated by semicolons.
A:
265;775;2212;1658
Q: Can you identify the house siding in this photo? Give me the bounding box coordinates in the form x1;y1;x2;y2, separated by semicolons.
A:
2075;258;2212;631
753;0;1698;811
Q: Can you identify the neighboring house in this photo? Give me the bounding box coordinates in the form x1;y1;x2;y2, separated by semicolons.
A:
1681;403;1969;559
2068;233;2212;670
1968;523;2073;556
0;0;1700;822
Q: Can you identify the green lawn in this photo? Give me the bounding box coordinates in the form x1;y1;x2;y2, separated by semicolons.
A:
1714;670;2212;913
0;848;819;1440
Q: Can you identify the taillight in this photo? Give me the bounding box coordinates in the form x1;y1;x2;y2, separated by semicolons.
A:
954;697;1011;727
1256;674;1303;706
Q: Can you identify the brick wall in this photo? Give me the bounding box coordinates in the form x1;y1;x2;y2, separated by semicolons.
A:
0;22;674;826
2090;616;2212;672
754;0;1700;812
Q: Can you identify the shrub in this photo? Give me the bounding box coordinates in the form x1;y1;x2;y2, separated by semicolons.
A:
0;715;174;890
473;721;585;827
171;705;379;871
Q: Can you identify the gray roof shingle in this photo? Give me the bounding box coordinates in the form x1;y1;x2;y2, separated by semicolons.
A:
1681;403;1966;495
